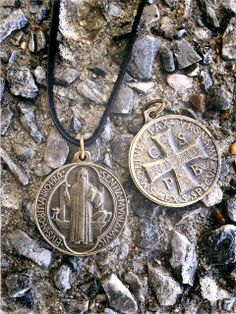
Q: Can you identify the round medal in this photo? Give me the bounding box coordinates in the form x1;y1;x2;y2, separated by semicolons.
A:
35;159;128;256
129;113;221;207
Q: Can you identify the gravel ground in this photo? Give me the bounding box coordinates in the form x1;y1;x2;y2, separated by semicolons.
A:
1;0;236;313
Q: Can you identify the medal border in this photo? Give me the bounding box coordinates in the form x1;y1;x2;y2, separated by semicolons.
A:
129;114;221;207
35;162;128;256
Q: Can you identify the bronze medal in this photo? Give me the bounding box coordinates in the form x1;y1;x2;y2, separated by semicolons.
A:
35;152;128;256
129;105;221;207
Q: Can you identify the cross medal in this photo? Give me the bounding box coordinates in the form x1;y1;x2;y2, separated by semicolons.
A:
129;105;221;207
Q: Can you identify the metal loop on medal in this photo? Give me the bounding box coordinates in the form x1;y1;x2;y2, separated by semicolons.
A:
144;99;166;123
79;136;85;160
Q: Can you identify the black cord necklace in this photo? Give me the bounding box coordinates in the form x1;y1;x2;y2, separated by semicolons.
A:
35;0;148;256
47;0;147;147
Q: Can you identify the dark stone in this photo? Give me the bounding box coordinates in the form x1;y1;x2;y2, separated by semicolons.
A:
111;134;133;168
36;5;48;24
0;9;28;43
6;270;32;298
88;64;107;77
206;87;232;111
173;39;202;69
128;35;160;80
202;225;236;266
17;289;34;308
7;66;38;99
160;47;175;72
199;0;220;28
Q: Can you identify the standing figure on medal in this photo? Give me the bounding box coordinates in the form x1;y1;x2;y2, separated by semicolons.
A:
65;168;103;245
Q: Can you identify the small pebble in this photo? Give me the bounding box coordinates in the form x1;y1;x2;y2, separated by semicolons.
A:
190;94;205;112
230;142;236;155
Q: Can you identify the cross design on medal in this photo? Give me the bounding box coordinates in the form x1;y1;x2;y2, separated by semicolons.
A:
143;129;207;195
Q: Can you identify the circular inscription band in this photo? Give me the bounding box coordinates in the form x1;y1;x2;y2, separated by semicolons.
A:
129;115;221;207
35;163;128;256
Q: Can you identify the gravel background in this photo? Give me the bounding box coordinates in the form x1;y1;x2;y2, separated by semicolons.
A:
1;0;236;313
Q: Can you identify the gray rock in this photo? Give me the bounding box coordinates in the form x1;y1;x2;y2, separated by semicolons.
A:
164;0;176;7
28;31;35;53
77;79;104;105
13;143;36;161
173;39;202;69
8;51;17;64
18;102;44;143
101;274;138;314
111;134;133;168
167;74;193;90
6;270;32;298
35;29;46;52
0;77;5;103
1;183;21;210
107;2;121;18
202;48;213;65
1;106;14;136
7;66;39;99
54;265;72;291
170;231;197;286
44;129;69;169
199;70;213;92
70;114;81;133
127;81;154;94
36;5;48;24
124;272;145;302
135;219;160;249
128;35;160;81
148;264;182;306
0;9;28;43
104;309;118;314
222;298;236;312
33;66;46;86
111;85;134;114
202;224;236;266
200;276;219;302
222;17;236;60
55;67;79;87
160;47;175;72
0;147;29;185
34;162;52;177
202;184;223;207
141;4;160;28
199;0;220;28
227;197;236;222
206;87;232;111
0;50;9;63
222;0;236;14
63;295;89;313
7;229;52;268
